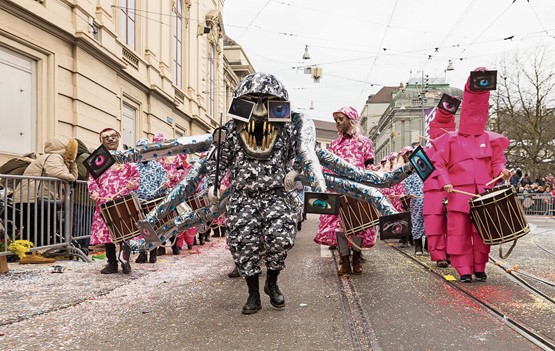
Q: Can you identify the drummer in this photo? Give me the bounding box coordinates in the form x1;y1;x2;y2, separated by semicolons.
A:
433;67;511;283
313;106;375;276
134;137;170;264
88;128;140;274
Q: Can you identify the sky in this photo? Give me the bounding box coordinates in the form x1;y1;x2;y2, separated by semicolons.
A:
222;0;555;122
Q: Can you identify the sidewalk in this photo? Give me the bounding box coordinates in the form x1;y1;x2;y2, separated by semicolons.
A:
0;215;554;350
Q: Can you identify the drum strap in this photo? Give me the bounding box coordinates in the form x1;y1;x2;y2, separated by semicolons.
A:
498;239;518;259
345;233;376;252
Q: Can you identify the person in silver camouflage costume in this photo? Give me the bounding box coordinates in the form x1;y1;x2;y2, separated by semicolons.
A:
206;72;299;315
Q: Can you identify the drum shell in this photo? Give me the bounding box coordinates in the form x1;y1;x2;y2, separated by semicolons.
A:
141;197;177;227
339;195;380;236
185;190;210;210
100;193;143;243
400;195;411;212
469;186;530;245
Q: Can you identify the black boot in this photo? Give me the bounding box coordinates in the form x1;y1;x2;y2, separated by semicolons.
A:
242;274;262;315
414;238;423;256
135;251;147;263
198;233;205;245
264;269;285;309
157;246;166;256
119;242;132;274
212;227;221;238
101;243;118;274
204;231;211;242
228;265;240;278
171;241;180;255
148;248;157;263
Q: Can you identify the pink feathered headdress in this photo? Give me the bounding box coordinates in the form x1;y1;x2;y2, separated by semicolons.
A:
332;106;359;121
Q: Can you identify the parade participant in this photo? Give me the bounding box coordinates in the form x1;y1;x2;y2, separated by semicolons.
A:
134;137;169;264
423;107;456;267
400;145;425;255
205;72;299;314
88;128;139;274
434;68;511;282
313;106;375;275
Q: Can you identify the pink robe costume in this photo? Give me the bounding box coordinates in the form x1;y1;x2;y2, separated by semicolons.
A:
423;108;456;262
314;132;375;247
433;70;509;276
88;163;140;245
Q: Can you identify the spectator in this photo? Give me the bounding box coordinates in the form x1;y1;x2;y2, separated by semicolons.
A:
13;137;78;247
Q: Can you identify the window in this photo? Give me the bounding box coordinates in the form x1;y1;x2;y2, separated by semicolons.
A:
122;102;137;149
0;47;35;154
120;0;136;50
208;44;215;117
173;1;183;88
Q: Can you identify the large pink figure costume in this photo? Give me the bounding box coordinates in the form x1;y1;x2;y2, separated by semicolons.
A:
433;68;510;279
88;163;140;245
314;107;375;248
423;108;456;263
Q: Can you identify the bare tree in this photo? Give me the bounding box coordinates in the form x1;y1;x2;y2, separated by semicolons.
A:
490;47;555;179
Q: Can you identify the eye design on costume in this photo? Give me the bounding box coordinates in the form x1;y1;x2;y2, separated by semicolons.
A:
478;78;490;87
267;100;291;122
442;101;453;110
94;155;105;167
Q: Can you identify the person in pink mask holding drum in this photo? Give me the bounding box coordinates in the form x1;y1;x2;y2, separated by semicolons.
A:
88;128;140;274
423;107;456;268
314;106;375;275
433;68;511;283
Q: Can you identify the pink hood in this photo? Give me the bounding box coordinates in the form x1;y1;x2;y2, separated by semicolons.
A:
459;68;490;136
429;108;456;139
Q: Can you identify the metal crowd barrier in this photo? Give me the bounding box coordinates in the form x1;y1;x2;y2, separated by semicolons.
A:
517;193;555;216
0;175;93;262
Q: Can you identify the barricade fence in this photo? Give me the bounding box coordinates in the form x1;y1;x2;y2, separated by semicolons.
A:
1;175;92;261
517;193;555;216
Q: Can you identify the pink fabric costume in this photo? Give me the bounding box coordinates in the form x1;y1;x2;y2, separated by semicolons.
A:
433;68;510;277
314;107;376;248
88;163;140;245
423;108;456;262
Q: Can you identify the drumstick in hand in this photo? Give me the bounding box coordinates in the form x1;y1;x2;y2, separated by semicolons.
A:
486;169;515;186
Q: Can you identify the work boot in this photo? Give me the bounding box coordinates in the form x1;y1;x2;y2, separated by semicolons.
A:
414;238;423;256
242;274;262;315
148;248;157;263
338;255;351;276
436;260;449;268
351;251;363;275
119;243;132;274
100;262;118;274
198;233;205;245
135;251;147;264
264;269;285;309
204;231;211;243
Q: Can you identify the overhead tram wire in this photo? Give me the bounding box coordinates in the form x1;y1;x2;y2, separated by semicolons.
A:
357;0;400;102
527;1;555;39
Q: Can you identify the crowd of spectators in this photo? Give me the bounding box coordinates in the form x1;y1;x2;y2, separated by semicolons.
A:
509;170;555;196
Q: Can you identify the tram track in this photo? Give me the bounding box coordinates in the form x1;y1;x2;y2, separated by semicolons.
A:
332;250;381;351
386;241;555;351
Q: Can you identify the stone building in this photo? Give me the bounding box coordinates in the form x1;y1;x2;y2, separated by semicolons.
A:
0;0;253;164
369;78;462;162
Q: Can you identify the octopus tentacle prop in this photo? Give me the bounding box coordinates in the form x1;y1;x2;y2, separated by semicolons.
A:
113;134;214;163
317;148;412;187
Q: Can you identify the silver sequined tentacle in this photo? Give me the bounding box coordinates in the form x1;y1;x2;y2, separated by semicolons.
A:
292;113;327;192
317;148;412;187
324;174;398;215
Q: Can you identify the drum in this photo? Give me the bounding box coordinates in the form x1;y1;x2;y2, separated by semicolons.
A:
400;195;411;212
338;195;380;235
185;190;210;210
100;193;143;243
141;197;177;227
469;185;530;245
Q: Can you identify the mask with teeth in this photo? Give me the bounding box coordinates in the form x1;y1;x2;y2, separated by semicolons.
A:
232;73;289;160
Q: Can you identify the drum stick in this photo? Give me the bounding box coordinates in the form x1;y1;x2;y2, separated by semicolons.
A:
486;169;515;186
451;188;481;198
